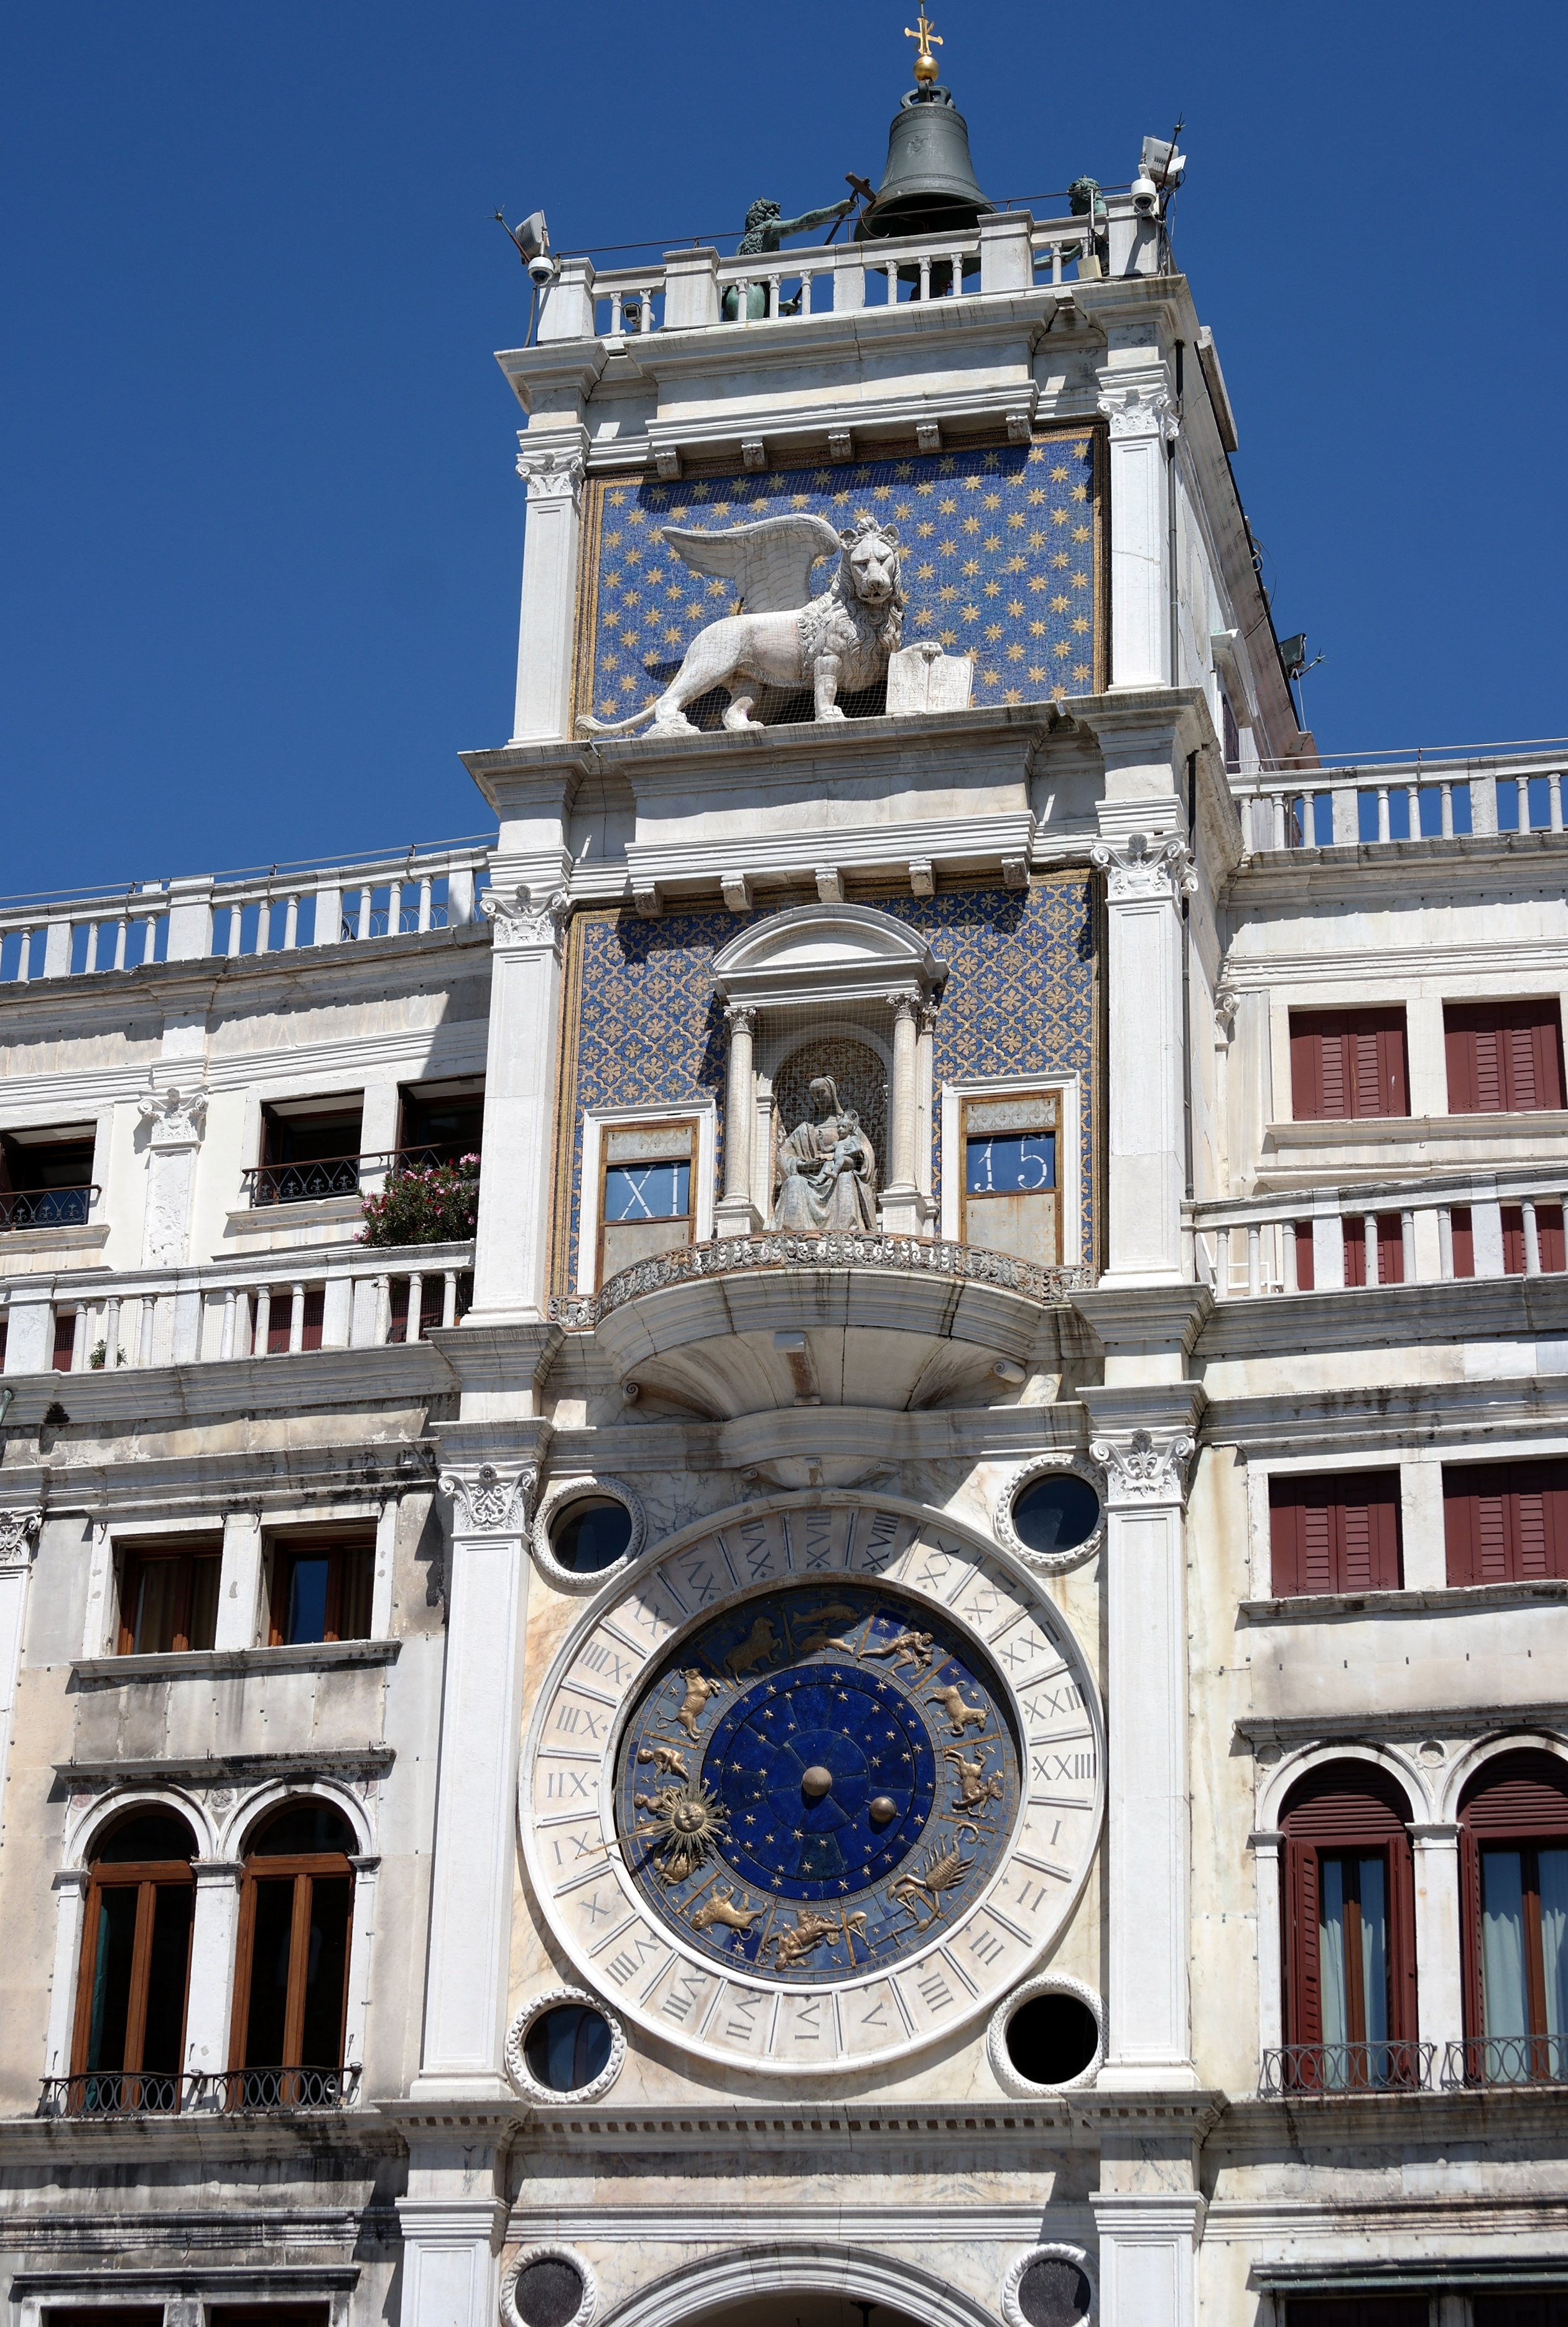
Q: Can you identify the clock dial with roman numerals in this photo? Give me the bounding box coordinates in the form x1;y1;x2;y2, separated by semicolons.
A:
521;1495;1103;2075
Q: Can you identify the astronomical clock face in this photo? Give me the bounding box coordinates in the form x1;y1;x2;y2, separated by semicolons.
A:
522;1499;1103;2076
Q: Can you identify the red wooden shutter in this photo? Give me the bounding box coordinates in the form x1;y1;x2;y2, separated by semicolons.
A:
1443;1459;1568;1585
1286;1829;1322;2046
1291;1011;1409;1120
1342;1222;1366;1287
300;1289;325;1352
1502;1207;1527;1275
1377;1214;1404;1283
1293;1222;1315;1289
1451;1207;1475;1276
52;1311;75;1372
1541;1205;1566;1273
1291;1018;1327;1118
1281;1763;1418;2048
1445;1001;1565;1113
1269;1472;1403;1594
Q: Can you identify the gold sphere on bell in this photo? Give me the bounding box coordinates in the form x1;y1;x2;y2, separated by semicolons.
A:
913;50;937;80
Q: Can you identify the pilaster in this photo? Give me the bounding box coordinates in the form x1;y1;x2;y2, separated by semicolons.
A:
468;883;572;1335
1090;2191;1205;2327
1089;830;1197;1286
1098;348;1178;691
0;1508;43;1850
182;1859;243;2082
1411;1822;1464;2053
511;425;588;743
412;1459;537;2102
137;1073;210;1271
395;2132;509;2327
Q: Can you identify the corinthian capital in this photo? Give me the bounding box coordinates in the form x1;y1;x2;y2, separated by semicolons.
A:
1097;381;1179;443
481;884;572;949
440;1464;537;1535
1089;1428;1194;1505
723;1003;757;1038
1089;832;1197;903
137;1077;209;1144
0;1509;43;1569
514;434;586;505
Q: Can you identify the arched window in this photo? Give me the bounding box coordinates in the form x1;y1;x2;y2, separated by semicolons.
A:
1459;1749;1568;2086
70;1809;197;2113
1279;1762;1419;2090
231;1800;356;2107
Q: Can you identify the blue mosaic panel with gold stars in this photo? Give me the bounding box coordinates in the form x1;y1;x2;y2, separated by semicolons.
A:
551;875;1098;1293
613;1581;1019;1985
571;430;1103;728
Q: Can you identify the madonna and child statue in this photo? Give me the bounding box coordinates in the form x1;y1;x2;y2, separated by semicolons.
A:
769;1075;878;1234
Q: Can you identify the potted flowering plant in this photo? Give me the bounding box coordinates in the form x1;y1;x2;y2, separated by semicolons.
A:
358;1153;480;1248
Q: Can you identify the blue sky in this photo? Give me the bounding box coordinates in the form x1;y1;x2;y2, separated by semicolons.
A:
2;1;1562;899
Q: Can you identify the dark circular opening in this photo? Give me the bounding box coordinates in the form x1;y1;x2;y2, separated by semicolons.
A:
511;2259;586;2327
1012;1473;1100;1558
1016;2257;1093;2327
523;2004;613;2093
550;1497;633;1574
1004;1992;1100;2086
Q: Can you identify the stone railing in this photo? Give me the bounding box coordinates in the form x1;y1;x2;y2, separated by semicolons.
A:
549;1232;1093;1330
0;841;491;985
1231;750;1568;855
540;208;1126;346
1187;1164;1568;1298
0;1239;474;1376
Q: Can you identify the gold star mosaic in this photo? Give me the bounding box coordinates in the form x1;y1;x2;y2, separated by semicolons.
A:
570;428;1104;728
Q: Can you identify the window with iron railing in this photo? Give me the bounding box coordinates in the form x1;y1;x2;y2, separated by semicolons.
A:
1458;1751;1568;2086
232;1801;355;2102
249;1097;364;1205
70;1810;197;2116
1272;1762;1419;2094
0;1125;97;1230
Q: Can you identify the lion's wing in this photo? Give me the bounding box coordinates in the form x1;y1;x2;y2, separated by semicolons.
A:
659;514;842;615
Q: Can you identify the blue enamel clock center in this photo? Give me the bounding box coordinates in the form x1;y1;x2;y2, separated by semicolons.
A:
615;1581;1021;1983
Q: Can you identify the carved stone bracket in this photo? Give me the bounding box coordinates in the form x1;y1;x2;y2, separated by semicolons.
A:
137;1078;209;1146
1088;1427;1195;1505
440;1463;537;1536
514;435;586;508
1213;982;1240;1042
480;884;572;950
0;1510;43;1571
1090;831;1197;903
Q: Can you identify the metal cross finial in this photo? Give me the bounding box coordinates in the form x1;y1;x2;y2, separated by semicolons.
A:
904;9;942;82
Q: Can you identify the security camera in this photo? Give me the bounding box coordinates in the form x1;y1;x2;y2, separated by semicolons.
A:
1131;169;1160;215
527;250;559;287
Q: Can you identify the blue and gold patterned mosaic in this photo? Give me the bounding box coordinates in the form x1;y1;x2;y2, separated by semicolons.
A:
572;431;1103;728
551;875;1098;1292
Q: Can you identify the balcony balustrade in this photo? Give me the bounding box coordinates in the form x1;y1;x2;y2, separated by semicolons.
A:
1259;2041;1435;2097
39;2063;360;2117
1442;2033;1568;2089
1232;752;1568;856
0;1184;97;1232
243;1143;478;1209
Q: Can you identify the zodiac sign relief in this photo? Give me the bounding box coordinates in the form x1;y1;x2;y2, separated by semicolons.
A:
766;1907;868;1969
863;1625;936;1674
947;1744;1006;1815
672;1668;726;1741
785;1600;859;1656
892;1838;974;1928
927;1682;988;1735
689;1882;764;1939
721;1616;783;1681
637;1744;689;1780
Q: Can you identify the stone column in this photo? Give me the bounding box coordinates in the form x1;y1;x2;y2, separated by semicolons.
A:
1088;1425;1199;2089
396;2159;508;2327
468;886;571;1326
916;1001;937;1205
511;430;588;744
1098;363;1177;690
182;1859;243;2092
714;1005;761;1236
213;1512;264;1652
412;1464;535;2102
1250;1829;1284;2058
0;1509;42;1849
1411;1823;1464;2060
1089;835;1196;1286
881;993;925;1235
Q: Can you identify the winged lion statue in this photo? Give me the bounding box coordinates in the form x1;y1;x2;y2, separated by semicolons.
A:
578;511;929;736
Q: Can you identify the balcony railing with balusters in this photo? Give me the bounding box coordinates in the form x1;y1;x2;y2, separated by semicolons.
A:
1259;2041;1436;2097
0;839;491;988
242;1143;481;1209
38;2063;361;2117
1232;752;1568;857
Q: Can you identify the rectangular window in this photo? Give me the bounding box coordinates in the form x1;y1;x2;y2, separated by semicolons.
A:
597;1121;697;1286
1445;1000;1566;1113
1269;1472;1404;1596
397;1078;485;1167
117;1545;221;1655
1473;2299;1568;2327
1443;1459;1568;1586
253;1094;366;1204
0;1123;97;1230
1285;2305;1432;2327
1290;1009;1409;1121
267;1535;375;1645
1501;1205;1567;1276
53;1309;77;1371
1318;1851;1389;2071
960;1093;1062;1265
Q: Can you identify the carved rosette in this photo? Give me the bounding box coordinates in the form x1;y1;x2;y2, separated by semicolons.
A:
501;2247;598;2327
481;885;572;952
1088;832;1197;903
440;1462;537;1536
504;1984;626;2105
0;1510;43;1571
1088;1428;1195;1505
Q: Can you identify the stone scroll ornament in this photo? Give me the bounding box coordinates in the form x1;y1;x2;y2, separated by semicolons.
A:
519;1497;1104;2075
576;513;939;738
0;1510;43;1570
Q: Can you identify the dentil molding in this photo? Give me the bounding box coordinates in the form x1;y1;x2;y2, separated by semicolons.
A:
1088;1428;1195;1503
1089;832;1197;903
440;1463;538;1535
0;1510;44;1571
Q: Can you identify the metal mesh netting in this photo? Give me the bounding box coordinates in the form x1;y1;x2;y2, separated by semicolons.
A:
511;2261;585;2327
1016;2259;1092;2327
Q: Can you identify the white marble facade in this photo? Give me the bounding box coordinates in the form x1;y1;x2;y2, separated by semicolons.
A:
0;103;1563;2327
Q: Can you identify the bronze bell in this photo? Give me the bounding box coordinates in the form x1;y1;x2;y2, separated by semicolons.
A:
858;84;994;259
